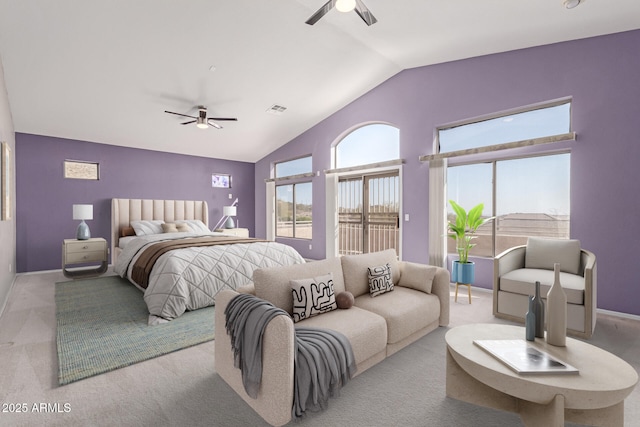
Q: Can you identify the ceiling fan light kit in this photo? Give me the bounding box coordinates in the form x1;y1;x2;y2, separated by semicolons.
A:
164;106;237;130
306;0;377;26
196;118;208;129
335;0;356;13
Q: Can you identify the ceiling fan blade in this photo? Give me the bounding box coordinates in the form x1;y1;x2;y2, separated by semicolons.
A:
181;120;197;125
305;0;336;25
207;119;223;130
208;117;238;121
165;110;197;119
354;0;377;26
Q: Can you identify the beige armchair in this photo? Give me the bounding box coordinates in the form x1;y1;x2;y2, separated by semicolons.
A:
493;237;597;339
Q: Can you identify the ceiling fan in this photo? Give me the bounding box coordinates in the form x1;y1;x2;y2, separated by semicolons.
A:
164;106;237;130
306;0;377;26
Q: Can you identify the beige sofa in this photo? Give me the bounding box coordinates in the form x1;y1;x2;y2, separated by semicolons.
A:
214;249;450;426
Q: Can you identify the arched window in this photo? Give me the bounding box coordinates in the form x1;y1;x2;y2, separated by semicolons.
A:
335;124;399;168
331;124;401;257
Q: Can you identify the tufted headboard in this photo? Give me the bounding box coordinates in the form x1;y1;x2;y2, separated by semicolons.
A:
111;198;209;264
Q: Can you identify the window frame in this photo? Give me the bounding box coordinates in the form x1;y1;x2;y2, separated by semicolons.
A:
420;98;575;163
274;154;313;180
446;151;571;259
275;180;313;240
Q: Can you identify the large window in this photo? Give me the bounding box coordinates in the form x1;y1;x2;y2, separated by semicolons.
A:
332;124;401;256
276;182;312;239
274;156;313;240
443;100;573;259
438;101;571;154
447;153;570;258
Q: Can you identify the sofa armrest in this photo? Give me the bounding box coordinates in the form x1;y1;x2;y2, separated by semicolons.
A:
398;262;450;327
430;267;451;326
493;245;526;316
581;249;597;337
236;282;256;294
214;289;296;426
495;245;526;277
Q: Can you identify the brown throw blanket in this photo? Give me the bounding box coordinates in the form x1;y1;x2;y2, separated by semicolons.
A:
131;236;265;288
224;293;357;420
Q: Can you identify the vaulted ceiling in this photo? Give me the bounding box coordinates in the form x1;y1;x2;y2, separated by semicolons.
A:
0;1;638;162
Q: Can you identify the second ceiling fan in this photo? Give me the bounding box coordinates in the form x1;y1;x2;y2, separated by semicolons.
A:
306;0;377;26
164;106;237;130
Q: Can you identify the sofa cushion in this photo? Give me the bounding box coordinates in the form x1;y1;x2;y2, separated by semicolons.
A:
290;273;337;322
368;263;394;297
354;287;441;344
342;249;399;298
500;268;584;305
398;262;437;294
295;306;387;366
525;237;581;275
253;257;345;314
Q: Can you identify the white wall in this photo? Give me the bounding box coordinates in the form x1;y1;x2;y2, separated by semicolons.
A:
0;54;16;315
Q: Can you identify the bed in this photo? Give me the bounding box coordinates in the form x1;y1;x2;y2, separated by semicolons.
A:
111;198;306;324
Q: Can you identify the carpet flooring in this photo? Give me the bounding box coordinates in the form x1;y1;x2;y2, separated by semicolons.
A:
1;270;639;426
55;275;215;385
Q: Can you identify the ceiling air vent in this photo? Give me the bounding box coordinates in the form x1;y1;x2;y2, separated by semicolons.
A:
266;104;287;115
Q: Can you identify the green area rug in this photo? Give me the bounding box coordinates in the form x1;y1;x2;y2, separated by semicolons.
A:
55;275;215;385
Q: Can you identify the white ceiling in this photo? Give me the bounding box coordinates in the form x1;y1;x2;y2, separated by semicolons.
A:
0;0;639;163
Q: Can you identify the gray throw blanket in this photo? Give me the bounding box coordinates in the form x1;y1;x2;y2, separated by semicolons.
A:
224;293;357;419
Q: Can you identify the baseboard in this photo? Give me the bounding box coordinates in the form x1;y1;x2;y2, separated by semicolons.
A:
16;268;62;276
597;308;640;322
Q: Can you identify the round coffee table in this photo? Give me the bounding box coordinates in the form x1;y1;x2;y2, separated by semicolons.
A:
445;324;638;427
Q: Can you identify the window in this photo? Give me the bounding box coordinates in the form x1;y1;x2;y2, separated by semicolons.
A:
447;163;493;257
272;155;313;240
442;100;573;259
331;124;401;256
275;156;312;178
276;182;312;239
495;154;570;253
438;101;571;154
335;124;399;168
447;153;570;258
338;172;399;256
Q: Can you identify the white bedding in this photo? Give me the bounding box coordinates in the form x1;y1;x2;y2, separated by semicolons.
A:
114;232;306;323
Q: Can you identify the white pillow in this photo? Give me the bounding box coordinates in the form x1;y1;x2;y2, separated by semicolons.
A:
175;220;211;234
368;263;394;297
290;273;337;323
130;220;165;236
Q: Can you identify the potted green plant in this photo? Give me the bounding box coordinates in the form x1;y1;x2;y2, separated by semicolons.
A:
447;200;492;284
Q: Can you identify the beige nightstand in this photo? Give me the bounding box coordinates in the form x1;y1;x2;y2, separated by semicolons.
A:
215;228;250;238
62;237;109;279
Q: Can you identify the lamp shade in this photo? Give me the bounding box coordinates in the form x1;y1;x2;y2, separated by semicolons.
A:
73;204;93;220
223;206;237;217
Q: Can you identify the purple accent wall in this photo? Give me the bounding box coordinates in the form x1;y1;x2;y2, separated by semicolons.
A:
15;133;255;273
255;30;640;316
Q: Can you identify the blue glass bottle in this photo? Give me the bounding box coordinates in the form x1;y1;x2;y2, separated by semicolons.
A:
525;295;536;341
532;281;545;338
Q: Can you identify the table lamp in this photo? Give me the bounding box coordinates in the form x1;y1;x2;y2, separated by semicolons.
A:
73;204;93;240
223;206;237;229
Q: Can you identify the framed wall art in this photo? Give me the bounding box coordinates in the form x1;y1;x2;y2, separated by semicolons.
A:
1;142;11;220
64;159;100;180
212;173;231;189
